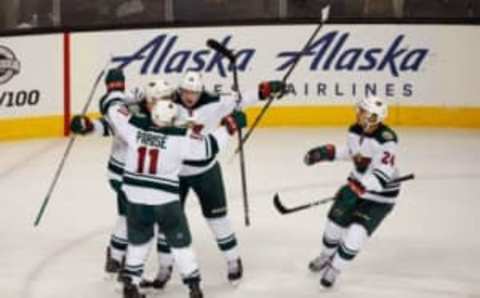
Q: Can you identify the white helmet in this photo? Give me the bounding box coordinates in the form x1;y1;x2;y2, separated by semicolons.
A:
144;79;175;103
179;71;203;93
356;96;388;124
151;100;178;127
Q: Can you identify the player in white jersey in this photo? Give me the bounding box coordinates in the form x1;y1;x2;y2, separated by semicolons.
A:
303;96;400;288
149;71;286;287
99;70;244;298
70;70;144;277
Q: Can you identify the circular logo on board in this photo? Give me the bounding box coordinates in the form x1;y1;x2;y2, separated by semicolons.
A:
0;46;21;85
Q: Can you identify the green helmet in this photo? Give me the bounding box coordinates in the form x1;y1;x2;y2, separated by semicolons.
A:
105;68;125;91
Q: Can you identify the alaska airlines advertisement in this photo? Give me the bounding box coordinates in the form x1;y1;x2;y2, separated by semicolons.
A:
71;25;479;112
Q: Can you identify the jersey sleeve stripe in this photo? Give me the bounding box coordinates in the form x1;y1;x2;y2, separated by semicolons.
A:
373;168;390;182
366;189;400;198
108;161;125;176
208;134;219;156
205;134;211;158
99;118;112;136
109;156;125;167
182;135;219;167
100;97;123;115
373;172;388;188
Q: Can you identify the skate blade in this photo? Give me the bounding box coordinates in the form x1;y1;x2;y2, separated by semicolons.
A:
104;272;118;281
113;280;123;293
140;287;158;296
229;279;242;287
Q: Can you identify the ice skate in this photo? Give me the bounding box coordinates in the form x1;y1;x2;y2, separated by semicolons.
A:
320;265;340;288
227;258;243;286
105;247;124;280
140;265;173;290
188;281;204;298
308;253;331;273
123;277;146;298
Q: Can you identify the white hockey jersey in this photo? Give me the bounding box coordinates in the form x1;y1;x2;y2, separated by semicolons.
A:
101;91;230;206
174;90;261;176
335;123;400;204
92;87;146;183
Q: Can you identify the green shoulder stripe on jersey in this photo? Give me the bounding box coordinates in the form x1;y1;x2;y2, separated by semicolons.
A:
156;127;188;136
348;123;398;144
129;115;151;129
374;124;398;144
175;91;220;110
129;116;188;136
348;124;363;135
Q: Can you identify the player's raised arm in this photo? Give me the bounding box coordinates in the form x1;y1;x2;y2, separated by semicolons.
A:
182;110;247;162
217;80;288;117
98;68;138;143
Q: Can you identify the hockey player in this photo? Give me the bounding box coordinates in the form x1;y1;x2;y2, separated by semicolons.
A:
304;96;400;288
100;70;245;298
70;69;140;277
150;71;286;287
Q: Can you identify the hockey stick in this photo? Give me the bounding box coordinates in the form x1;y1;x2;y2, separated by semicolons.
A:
207;39;251;226
235;5;330;153
273;173;415;215
33;60;112;227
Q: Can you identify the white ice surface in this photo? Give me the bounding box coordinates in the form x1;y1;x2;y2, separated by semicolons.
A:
1;128;479;298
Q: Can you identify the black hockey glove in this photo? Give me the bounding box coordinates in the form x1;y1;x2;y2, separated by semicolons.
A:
304;144;335;165
70;115;94;135
221;110;247;135
258;80;287;100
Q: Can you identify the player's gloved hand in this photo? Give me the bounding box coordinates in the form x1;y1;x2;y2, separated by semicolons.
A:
348;178;366;197
304;144;335;165
70;115;94;135
221;110;247;135
258;80;287;100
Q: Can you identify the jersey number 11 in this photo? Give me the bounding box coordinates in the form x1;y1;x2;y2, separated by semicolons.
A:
137;147;159;175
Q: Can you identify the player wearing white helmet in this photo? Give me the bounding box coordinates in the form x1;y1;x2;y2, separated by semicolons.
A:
149;70;287;287
98;69;244;298
303;96;400;288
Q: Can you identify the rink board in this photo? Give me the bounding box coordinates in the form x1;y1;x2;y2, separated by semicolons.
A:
1;25;480;140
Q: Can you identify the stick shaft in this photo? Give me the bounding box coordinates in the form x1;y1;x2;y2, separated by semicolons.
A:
231;60;250;226
34;136;76;226
274;173;415;215
240;7;330;148
33;61;110;227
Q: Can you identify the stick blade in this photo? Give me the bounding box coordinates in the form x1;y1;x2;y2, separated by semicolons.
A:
206;38;235;61
273;193;289;214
